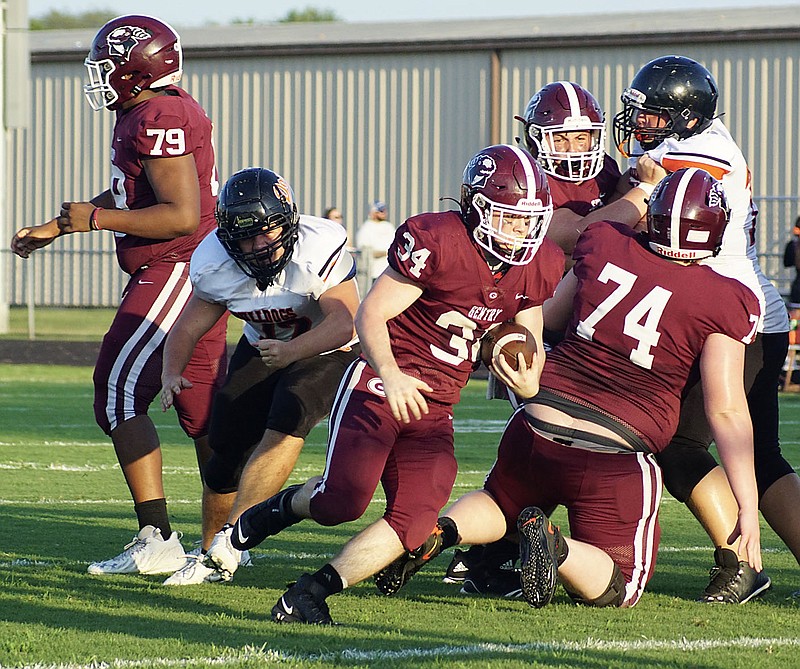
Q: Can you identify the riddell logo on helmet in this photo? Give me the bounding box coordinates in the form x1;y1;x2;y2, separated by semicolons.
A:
656;246;697;259
106;26;152;59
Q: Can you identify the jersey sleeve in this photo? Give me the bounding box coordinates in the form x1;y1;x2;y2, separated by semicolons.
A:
387;215;443;288
714;278;762;344
648;134;736;181
131;102;193;160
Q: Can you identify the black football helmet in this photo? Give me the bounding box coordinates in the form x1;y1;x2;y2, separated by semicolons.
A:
613;55;718;156
516;81;606;182
647;167;730;261
84;15;183;111
215;168;300;288
460;144;553;265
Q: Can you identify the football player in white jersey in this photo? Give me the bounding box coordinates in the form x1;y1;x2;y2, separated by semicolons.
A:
614;55;800;602
160;168;360;585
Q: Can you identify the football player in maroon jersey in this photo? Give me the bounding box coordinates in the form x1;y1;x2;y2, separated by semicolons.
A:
378;168;764;608
224;144;565;624
446;82;668;596
10;15;227;576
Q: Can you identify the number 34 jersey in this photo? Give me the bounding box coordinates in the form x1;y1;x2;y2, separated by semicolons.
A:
387;210;565;405
540;221;761;453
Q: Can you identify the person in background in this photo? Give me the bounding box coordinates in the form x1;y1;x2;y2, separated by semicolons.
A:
161;168;360;585
10;14;228;576
782;215;800;308
356;200;396;285
323;206;343;224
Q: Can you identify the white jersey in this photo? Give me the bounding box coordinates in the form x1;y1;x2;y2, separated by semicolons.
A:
191;214;359;347
630;119;788;333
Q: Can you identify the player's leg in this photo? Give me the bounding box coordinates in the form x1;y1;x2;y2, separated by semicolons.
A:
749;331;800;564
89;263;195;575
167;337;271;583
205;348;361;578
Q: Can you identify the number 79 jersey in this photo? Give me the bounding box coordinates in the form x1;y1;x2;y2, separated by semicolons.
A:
387;211;564;405
540;221;761;453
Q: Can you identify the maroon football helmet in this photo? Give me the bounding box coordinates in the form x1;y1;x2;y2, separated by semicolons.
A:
84;15;183;111
517;81;606;182
460;144;553;265
647;168;730;261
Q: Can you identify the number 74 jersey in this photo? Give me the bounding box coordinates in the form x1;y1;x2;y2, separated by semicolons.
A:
387;210;564;405
540;221;761;453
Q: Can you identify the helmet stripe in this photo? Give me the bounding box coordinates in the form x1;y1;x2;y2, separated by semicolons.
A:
670;167;699;248
557;81;581;117
505;144;538;193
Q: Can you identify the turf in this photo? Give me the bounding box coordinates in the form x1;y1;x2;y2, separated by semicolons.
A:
1;365;799;668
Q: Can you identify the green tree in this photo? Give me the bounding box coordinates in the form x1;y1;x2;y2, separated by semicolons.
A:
278;7;340;22
30;10;117;30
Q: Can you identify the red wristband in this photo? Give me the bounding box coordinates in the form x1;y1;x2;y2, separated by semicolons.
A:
90;207;103;231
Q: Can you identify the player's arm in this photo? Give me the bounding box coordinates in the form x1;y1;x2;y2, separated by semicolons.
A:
11;189;118;258
547;155;666;256
542;269;578;335
56;153;202;239
700;332;761;571
255;277;360;369
161;293;227;411
355;266;432;423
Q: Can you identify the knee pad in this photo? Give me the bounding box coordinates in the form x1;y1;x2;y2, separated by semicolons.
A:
564;564;625;608
656;440;718;503
203;453;244;494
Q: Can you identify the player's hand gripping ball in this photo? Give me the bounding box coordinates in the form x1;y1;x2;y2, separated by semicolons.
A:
480;321;537;371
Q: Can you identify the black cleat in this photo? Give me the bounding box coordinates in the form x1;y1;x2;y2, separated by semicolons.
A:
375;527;446;596
443;545;484;584
231;484;302;551
271;574;334;624
461;568;523;598
698;548;771;604
517;507;563;608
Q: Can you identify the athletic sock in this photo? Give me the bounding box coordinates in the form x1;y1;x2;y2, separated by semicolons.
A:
312;563;345;596
134;498;171;537
437;516;460;550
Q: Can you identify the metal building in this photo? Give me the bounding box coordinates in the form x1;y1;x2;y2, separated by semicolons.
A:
5;7;800;306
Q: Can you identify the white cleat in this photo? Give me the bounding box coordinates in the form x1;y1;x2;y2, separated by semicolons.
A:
204;524;243;581
163;552;222;585
87;525;185;575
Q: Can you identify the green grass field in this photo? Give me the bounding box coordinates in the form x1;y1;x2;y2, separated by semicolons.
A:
1;365;799;668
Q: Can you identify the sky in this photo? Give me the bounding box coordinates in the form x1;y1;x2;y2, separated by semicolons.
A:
26;0;800;28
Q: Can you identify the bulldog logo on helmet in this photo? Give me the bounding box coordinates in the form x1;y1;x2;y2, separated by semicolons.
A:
106;26;152;60
466;154;497;188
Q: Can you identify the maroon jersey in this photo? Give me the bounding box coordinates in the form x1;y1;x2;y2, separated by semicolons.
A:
540;221;760;452
548;154;621;216
110;85;219;274
387;211;564;405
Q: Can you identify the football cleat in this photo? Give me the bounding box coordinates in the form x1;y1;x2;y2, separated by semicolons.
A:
163;551;222;586
443;545;484;584
460;568;523;598
204;524;245;581
272;574;334;625
517;507;563;608
698;547;771;604
231;484;302;551
375;525;445;596
87;525;185;575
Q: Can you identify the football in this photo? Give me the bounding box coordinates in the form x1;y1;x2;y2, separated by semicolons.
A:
480;321;538;371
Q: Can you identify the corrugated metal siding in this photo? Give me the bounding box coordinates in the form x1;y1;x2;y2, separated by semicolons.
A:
5;28;800;305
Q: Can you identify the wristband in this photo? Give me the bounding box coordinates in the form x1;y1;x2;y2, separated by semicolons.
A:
636;182;656;197
90;207;103;231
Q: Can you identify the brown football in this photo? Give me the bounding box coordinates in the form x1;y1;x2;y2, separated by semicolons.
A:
480;321;537;371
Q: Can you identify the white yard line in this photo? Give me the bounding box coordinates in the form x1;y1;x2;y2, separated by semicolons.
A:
3;637;799;669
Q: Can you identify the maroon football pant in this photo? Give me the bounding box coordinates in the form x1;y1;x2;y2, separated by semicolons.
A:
93;261;227;438
309;358;458;550
484;408;662;607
